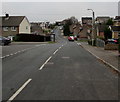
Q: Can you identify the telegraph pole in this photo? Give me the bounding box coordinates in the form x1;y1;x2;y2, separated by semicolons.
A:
87;9;95;46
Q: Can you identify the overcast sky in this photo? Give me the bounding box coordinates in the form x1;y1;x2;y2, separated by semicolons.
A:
1;2;119;23
1;0;120;2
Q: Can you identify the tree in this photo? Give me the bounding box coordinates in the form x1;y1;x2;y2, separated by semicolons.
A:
104;26;112;40
63;23;70;36
48;24;56;29
63;19;72;36
106;18;113;25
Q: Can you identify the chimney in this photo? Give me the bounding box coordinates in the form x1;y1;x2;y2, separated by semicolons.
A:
5;13;9;20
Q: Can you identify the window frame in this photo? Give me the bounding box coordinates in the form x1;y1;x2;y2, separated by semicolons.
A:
11;27;17;31
3;27;9;31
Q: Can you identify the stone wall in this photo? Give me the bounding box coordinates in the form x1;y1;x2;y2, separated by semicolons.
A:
104;44;118;50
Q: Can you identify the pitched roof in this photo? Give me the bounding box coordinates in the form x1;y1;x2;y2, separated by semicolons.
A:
0;16;25;27
96;16;110;19
82;17;92;20
111;26;120;32
114;16;120;21
97;25;107;32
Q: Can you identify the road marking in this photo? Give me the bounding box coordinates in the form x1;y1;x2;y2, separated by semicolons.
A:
62;56;70;59
77;43;81;46
46;62;54;65
1;44;46;59
39;56;52;70
5;55;10;57
53;49;59;55
59;47;62;49
41;44;46;45
10;53;13;56
44;56;52;64
21;49;26;52
2;56;6;58
18;50;21;52
39;64;45;70
14;52;18;54
0;56;4;59
35;45;41;47
7;79;32;101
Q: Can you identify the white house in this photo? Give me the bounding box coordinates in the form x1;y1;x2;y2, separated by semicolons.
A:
0;14;31;37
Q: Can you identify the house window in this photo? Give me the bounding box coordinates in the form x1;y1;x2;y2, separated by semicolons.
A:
11;27;17;31
3;27;8;31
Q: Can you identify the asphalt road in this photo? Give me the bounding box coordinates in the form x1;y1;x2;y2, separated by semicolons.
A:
2;27;119;101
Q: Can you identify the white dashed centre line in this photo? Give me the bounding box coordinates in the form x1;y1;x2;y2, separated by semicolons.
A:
53;49;59;55
1;44;46;59
59;47;62;49
39;56;52;70
39;45;64;70
10;53;13;56
7;78;32;102
5;55;10;57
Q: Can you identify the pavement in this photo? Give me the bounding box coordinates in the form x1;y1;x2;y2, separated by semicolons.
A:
78;42;120;73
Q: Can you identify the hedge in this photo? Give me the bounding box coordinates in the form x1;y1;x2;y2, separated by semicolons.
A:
14;34;51;42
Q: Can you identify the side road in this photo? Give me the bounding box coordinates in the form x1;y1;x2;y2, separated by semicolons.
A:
78;42;120;73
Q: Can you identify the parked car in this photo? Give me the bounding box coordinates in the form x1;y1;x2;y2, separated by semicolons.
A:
68;36;75;41
106;39;118;44
0;36;11;46
74;35;77;41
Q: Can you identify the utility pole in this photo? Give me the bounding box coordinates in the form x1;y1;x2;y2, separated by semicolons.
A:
87;9;95;46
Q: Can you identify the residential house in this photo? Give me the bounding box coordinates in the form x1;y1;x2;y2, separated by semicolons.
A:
96;24;107;38
110;26;120;39
39;22;46;30
80;17;93;38
45;22;50;28
96;16;110;24
0;14;31;37
55;21;62;26
113;16;120;26
69;23;81;35
109;16;120;39
61;19;68;25
30;22;43;35
70;16;78;24
81;17;92;25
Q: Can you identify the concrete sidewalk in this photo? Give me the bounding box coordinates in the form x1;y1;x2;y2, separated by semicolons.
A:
79;42;120;73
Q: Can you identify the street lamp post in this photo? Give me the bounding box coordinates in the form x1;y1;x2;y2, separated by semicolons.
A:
87;9;95;46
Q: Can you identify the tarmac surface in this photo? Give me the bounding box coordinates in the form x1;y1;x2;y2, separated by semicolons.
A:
2;27;119;101
79;42;119;73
